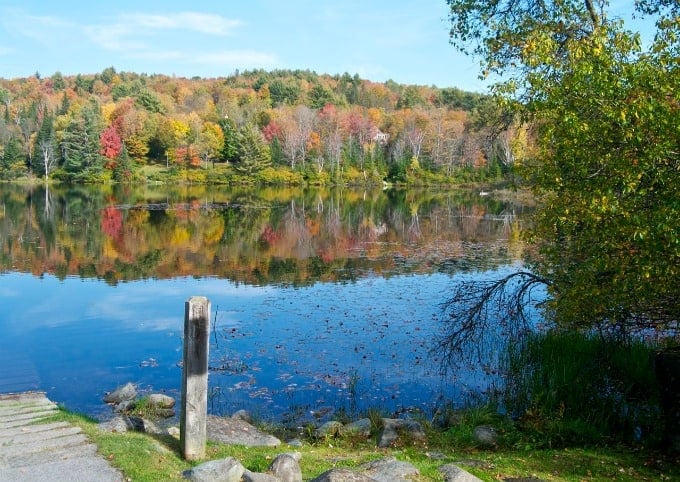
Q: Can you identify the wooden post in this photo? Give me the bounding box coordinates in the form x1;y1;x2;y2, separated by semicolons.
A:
180;296;210;460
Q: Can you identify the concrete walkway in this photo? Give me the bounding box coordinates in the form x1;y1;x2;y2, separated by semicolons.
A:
0;392;124;482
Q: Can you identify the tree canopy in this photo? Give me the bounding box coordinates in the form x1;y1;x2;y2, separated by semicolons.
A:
0;68;512;185
445;0;680;334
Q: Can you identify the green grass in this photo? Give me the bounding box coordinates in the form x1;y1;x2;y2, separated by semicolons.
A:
501;330;662;448
39;408;679;481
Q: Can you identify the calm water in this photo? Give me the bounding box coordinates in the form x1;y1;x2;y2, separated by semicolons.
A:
0;184;529;423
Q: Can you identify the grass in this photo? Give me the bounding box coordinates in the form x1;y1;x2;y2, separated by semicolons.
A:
501;330;662;448
39;407;679;481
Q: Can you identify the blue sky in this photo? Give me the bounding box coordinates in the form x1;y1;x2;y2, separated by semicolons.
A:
0;0;489;91
0;1;650;92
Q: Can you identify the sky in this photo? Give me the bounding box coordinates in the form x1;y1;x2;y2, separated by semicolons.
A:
0;1;652;93
0;0;489;92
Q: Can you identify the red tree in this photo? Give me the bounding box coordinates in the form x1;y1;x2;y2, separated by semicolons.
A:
100;125;123;168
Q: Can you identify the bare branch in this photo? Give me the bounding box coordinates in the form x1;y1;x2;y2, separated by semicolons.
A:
434;270;550;372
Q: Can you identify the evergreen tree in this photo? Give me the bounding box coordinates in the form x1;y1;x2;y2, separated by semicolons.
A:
235;123;271;176
113;143;134;183
218;117;239;163
32;113;57;177
0;137;26;180
61;100;105;181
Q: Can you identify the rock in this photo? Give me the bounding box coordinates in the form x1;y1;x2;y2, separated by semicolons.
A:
310;468;375;481
155;408;176;418
341;418;372;437
286;438;303;447
359;456;419;482
98;415;162;434
242;470;280;482
99;416;130;433
315;420;344;438
113;399;136;413
439;463;483;482
378;421;399;448
472;425;498;447
377;418;425;448
128;416;163;434
182;457;244;482
148;393;175;409
167;426;180;438
207;414;281;447
231;409;252;423
103;382;137;404
268;453;302;482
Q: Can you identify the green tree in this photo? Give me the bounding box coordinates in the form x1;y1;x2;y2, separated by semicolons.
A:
51;72;66;91
218;117;239;163
0;137;26;179
308;83;335;109
61;100;105;181
268;79;300;106
113;143;134;183
235;123;271;176
443;0;680;333
32;113;58;179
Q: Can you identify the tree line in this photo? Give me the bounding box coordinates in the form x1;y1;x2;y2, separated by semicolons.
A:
0;69;519;185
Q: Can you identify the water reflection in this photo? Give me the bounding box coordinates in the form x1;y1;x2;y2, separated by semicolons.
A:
0;184;528;283
0;184;531;421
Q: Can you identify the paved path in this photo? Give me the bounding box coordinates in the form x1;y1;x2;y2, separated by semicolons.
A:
0;392;124;482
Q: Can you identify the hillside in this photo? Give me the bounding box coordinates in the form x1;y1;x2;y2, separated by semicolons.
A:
0;67;522;185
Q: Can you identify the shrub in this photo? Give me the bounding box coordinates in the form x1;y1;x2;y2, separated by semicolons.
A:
256;167;305;185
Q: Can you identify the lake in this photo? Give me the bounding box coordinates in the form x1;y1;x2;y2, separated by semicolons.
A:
0;183;530;424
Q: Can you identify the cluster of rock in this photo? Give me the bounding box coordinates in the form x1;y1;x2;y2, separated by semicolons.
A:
313;417;427;448
102;382;176;418
184;454;426;482
98;383;502;481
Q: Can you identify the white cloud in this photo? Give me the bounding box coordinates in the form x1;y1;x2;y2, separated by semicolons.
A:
0;9;75;46
85;11;243;52
120;12;242;36
84;23;149;52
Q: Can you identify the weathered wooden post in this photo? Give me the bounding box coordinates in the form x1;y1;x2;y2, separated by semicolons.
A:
180;296;210;460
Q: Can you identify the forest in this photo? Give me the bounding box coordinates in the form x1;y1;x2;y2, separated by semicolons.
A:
0;68;519;186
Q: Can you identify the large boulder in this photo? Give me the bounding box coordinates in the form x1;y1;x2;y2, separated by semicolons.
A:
182;457;244;482
359;457;419;482
103;382;137;404
439;464;483;482
315;421;344;438
207;415;281;447
242;470;279;481
98;415;162;435
310;468;375;481
341;418;372;437
311;457;420;482
148;393;175;409
472;425;498;447
268;453;302;482
377;418;425;448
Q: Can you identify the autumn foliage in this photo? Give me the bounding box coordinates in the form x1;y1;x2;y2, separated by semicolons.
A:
0;68;511;184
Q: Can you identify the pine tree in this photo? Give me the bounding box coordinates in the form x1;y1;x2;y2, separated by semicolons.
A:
113;143;134;183
61;100;104;181
235;124;271;176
